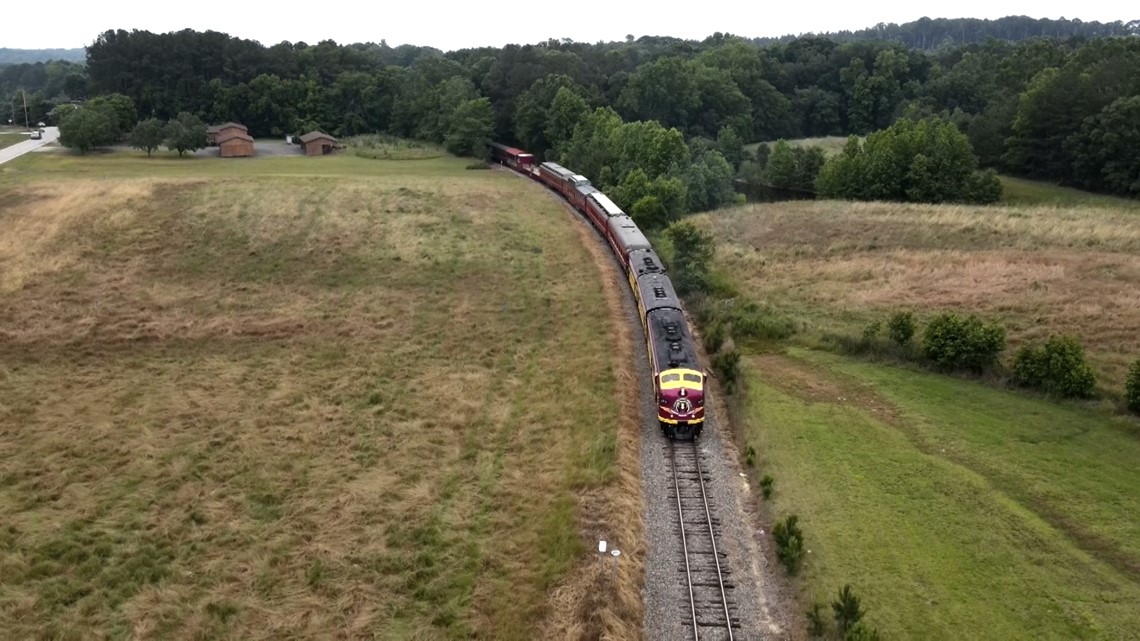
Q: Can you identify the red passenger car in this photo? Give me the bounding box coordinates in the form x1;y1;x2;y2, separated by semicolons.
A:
489;142;536;173
583;191;624;233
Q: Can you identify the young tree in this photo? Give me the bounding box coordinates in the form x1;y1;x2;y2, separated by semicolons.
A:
130;117;166;156
58;106;116;153
163;112;207;157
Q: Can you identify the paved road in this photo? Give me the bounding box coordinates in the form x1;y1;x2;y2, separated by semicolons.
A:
0;127;60;165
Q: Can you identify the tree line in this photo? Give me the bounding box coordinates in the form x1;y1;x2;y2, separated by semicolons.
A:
749;16;1140;49
3;24;1138;198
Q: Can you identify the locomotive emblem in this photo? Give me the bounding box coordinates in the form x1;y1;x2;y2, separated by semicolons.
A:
673;398;693;414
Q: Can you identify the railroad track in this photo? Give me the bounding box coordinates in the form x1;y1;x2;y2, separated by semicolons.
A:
670;440;737;640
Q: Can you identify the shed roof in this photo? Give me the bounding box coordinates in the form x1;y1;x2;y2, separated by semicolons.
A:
300;131;337;144
208;122;248;133
218;131;254;143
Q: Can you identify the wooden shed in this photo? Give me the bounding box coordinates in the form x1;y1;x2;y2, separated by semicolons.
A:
207;122;248;146
218;130;255;158
300;131;338;156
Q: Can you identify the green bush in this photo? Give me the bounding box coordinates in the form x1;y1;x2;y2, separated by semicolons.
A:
665;220;716;295
1125;359;1140;414
703;321;726;354
1012;335;1097;398
760;474;774;499
806;602;828;638
772;515;805;574
731;300;795;342
922;313;1006;373
845;621;882;641
888;310;916;345
711;348;742;394
832;584;865;635
861;320;882;342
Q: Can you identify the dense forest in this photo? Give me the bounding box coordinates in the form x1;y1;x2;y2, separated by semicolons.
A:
3;16;1139;205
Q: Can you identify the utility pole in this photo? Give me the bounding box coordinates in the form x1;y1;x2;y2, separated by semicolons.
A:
22;90;30;131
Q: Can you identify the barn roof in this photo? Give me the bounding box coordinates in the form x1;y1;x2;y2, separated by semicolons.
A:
218;131;254;143
300;131;337;144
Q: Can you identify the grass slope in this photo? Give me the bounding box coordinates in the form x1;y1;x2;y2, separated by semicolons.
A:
0;155;626;638
698;199;1140;391
744;348;1140;640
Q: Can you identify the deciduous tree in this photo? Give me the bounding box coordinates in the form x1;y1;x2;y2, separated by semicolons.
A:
130;117;165;156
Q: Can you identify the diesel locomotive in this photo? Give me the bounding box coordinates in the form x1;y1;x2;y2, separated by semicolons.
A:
490;142;708;439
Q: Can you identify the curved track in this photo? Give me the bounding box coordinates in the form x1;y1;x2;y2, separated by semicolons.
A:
670;440;737;639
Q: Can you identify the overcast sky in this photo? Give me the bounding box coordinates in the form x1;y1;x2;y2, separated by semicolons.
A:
6;1;1133;50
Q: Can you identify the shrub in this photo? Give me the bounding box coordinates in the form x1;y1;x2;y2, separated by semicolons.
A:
922;313;1006;372
832;584;865;635
861;320;882;342
888;310;916;345
1125;359;1140;414
806;602;828;637
745;445;756;468
772;515;805;574
1012;335;1097;398
712;348;742;394
665;220;716;295
845;621;882;641
760;474;774;499
731;300;795;342
703;321;726;354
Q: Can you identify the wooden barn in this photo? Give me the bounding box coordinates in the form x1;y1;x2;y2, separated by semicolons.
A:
218;130;255;157
300;131;338;156
207;122;249;146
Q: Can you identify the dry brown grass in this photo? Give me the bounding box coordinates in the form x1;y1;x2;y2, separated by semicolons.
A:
539;192;645;641
0;158;637;639
698;200;1140;389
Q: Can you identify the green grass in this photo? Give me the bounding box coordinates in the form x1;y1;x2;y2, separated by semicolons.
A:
0;131;28;150
742;348;1140;640
746;136;857;157
999;175;1140;208
0;148;468;183
0;154;634;638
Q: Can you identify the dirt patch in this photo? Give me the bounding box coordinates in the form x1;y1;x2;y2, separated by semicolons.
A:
754;353;903;426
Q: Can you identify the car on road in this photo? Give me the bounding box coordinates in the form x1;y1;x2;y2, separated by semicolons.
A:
30;130;42;140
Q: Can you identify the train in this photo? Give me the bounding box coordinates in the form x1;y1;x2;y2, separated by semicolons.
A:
490;141;707;440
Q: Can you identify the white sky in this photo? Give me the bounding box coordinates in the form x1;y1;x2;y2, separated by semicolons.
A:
6;1;1133;50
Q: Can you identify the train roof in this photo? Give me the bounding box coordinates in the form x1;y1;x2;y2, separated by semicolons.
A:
570;175;591;186
576;184;598;198
646;308;701;371
540;162;574;177
637;272;681;314
606;216;652;255
586;192;624;217
629;247;666;278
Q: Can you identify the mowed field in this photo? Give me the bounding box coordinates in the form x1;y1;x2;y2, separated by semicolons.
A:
744;349;1140;639
695;197;1140;638
0;154;640;638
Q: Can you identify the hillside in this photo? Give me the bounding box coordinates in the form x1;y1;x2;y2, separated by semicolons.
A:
0;48;85;65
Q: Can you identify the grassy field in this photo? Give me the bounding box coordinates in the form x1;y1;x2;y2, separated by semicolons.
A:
0;131;29;151
746;136;857;157
697;199;1140;392
999;175;1140;208
0;153;640;638
742;348;1140;640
